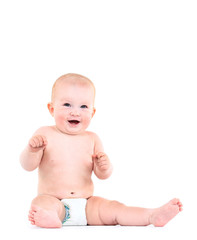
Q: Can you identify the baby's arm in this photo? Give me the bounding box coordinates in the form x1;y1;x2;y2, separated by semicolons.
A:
92;134;113;179
20;134;47;171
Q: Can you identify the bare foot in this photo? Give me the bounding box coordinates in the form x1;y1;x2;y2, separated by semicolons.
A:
28;205;62;228
150;198;183;227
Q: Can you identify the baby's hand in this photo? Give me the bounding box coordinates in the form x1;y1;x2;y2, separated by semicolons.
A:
93;152;111;172
28;135;47;152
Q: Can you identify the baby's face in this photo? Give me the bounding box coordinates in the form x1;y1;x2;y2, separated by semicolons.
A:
49;81;95;135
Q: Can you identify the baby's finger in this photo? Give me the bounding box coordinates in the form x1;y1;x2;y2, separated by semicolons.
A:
96;157;108;165
96;152;105;159
29;139;36;148
94;155;104;162
98;156;107;162
97;160;108;168
33;136;43;147
96;160;105;167
99;164;108;170
37;135;46;147
34;136;41;147
39;135;47;145
43;136;48;146
29;136;45;148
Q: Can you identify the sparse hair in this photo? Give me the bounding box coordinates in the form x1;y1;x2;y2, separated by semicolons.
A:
51;73;95;102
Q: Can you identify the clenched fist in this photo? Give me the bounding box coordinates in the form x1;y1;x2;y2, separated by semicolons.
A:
28;135;47;152
93;152;111;172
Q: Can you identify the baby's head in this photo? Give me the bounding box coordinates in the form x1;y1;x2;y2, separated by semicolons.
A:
48;73;96;135
51;73;96;103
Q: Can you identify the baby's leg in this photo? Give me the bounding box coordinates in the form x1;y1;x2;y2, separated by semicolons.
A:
28;195;65;228
86;197;182;226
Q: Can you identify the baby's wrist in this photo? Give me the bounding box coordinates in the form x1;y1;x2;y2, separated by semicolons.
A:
97;164;113;179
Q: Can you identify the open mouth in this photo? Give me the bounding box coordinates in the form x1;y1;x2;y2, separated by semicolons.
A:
68;120;80;125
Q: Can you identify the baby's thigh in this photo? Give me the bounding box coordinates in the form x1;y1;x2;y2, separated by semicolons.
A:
86;196;118;225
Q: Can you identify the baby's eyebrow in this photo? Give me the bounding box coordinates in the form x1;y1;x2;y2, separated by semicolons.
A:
60;98;72;102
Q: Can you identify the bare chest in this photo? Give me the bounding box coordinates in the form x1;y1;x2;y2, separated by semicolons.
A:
39;134;94;174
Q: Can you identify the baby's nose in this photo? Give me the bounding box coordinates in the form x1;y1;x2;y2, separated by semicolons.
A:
70;109;80;116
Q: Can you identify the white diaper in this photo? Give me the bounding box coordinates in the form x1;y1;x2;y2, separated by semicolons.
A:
61;198;87;226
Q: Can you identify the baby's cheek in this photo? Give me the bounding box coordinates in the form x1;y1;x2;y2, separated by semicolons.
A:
83;115;92;127
55;111;66;121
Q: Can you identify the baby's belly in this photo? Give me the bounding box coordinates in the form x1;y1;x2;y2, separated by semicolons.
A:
37;171;94;199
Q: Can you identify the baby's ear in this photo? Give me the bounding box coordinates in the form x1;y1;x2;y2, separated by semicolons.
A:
92;108;96;118
47;102;54;116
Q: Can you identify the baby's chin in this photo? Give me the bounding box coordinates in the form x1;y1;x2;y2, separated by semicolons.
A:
55;125;86;135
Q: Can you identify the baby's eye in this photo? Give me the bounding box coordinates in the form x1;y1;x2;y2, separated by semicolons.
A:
80;105;88;109
63;103;71;107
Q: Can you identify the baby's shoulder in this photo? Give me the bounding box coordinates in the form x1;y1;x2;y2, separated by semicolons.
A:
32;125;55;136
85;131;104;152
85;130;96;137
85;131;101;142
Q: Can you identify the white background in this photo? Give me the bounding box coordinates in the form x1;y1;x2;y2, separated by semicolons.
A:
0;0;196;239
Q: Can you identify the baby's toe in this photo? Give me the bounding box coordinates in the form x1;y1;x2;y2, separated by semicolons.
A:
171;198;179;205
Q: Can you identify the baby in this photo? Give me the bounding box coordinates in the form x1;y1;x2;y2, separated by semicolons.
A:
20;73;182;228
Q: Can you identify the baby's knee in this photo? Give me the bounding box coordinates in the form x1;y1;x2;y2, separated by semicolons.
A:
31;195;60;209
109;200;125;209
31;195;50;206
